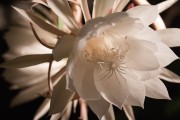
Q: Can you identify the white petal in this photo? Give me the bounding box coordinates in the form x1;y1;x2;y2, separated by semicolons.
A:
79;0;91;22
30;24;58;48
88;97;110;119
130;26;161;43
47;0;80;35
3;19;62;88
92;0;115;18
34;98;50;120
66;73;76;91
69;57;101;100
145;78;170;99
153;15;166;30
0;54;52;68
53;35;75;61
106;14;144;36
4;70;46;89
136;0;166;29
157;28;180;47
133;67;162;81
105;12;144;34
2;63;47;86
76;12;143;52
94;67;128;109
12;6;66;36
158;0;178;13
101;105;115;120
61;102;72;120
73;100;78;113
155;42;178;67
127;5;158;26
50;113;61;120
4;26;51;56
75;17;106;52
123;105;135;120
9;5;58;48
112;0;130;12
49;75;75;115
159;68;180;83
130;38;158;52
124;76;145;107
3;60;66;89
108;29;158;52
11;80;48;106
126;39;159;71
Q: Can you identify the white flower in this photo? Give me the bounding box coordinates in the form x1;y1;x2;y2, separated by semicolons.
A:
65;5;178;117
2;0;180;120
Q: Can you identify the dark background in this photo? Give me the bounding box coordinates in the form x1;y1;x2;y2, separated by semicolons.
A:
0;0;180;120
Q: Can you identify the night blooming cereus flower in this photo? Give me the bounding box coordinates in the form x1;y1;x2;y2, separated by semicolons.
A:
66;4;179;118
1;0;180;120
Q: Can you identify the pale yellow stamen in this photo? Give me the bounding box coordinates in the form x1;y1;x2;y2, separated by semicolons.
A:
81;34;129;74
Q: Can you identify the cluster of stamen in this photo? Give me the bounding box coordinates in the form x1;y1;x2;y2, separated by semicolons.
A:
82;39;129;74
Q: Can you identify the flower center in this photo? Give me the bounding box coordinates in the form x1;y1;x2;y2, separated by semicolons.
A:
81;34;129;73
